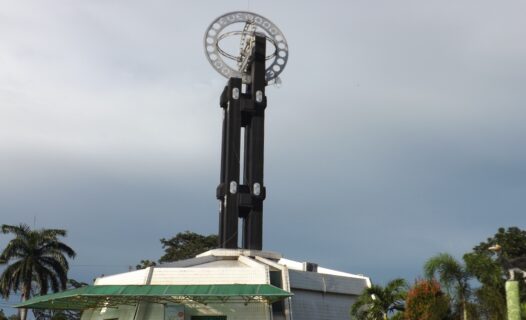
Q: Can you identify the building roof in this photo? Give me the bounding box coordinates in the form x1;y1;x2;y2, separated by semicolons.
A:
15;284;292;310
15;249;370;311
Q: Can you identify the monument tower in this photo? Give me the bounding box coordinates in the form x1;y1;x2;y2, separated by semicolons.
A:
17;12;371;320
204;12;289;250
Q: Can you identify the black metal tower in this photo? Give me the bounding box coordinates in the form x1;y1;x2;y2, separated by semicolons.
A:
217;35;267;250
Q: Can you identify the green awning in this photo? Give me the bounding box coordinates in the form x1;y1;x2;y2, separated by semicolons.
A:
15;284;292;310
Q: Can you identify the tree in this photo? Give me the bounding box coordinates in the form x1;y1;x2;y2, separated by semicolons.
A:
0;224;76;320
350;278;407;320
424;253;471;320
0;309;7;320
0;310;18;320
474;227;526;260
404;279;450;320
158;231;218;263
463;252;506;320
135;260;157;270
464;227;526;320
32;279;87;320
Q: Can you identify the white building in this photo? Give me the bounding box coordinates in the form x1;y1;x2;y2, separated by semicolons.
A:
19;249;370;320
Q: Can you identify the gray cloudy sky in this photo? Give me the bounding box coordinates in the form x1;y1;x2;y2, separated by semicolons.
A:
1;0;526;309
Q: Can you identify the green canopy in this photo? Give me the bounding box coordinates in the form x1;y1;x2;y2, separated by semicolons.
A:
15;284;292;310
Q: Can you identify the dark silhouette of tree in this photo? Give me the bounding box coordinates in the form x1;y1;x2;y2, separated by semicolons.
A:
0;309;8;320
158;231;218;263
424;253;472;320
0;224;76;320
0;309;19;320
32;279;87;320
464;226;526;319
135;260;157;270
350;278;407;320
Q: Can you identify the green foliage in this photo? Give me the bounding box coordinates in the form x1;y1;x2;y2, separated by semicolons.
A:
0;224;76;320
404;279;450;320
0;224;76;298
32;279;87;320
472;227;526;291
423;253;471;320
391;313;405;320
463;252;506;319
0;310;16;320
66;279;88;289
464;226;526;319
350;278;407;320
158;231;218;263
0;309;7;320
135;259;157;270
473;227;526;259
33;310;71;320
463;252;502;287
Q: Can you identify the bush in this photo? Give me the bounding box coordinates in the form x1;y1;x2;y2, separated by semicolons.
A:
405;279;450;320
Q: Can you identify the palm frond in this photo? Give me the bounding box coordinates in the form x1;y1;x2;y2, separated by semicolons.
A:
424;253;463;290
40;229;67;241
351;278;407;320
1;224;31;239
0;224;75;302
40;241;76;259
0;238;30;262
39;257;68;289
0;260;24;297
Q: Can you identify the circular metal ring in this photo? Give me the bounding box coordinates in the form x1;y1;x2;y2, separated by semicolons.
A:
216;31;278;62
204;11;289;83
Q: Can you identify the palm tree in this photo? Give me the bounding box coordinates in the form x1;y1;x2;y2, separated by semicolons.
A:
0;224;76;320
424;253;471;320
33;279;87;320
350;278;407;320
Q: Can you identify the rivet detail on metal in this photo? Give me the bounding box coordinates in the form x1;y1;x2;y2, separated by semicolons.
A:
256;90;263;103
253;182;261;196
230;181;238;194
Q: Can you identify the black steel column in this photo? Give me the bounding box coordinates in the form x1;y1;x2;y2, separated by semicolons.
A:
217;78;242;249
218;95;227;247
217;35;267;250
243;35;266;250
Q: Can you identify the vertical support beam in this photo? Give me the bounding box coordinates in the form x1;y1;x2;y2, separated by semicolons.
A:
242;117;252;247
218;87;228;246
216;35;267;250
243;35;266;250
218;78;242;248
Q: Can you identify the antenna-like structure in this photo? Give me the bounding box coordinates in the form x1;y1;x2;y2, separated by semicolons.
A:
204;12;288;250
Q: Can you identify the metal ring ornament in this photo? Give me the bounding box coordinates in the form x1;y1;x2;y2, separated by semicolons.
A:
215;31;278;62
204;11;289;83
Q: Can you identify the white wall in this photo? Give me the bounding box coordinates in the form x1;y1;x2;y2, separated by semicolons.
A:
150;268;268;285
95;269;150;285
290;290;357;320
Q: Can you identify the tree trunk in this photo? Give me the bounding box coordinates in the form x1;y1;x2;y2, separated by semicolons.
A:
20;284;31;320
19;294;27;320
462;299;468;320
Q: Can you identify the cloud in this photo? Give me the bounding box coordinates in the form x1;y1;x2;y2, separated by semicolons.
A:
1;0;526;293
